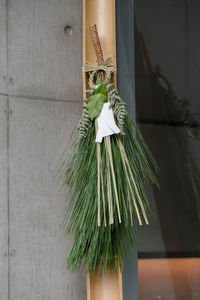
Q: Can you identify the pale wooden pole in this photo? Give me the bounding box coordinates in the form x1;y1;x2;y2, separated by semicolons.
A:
82;1;123;299
82;0;117;96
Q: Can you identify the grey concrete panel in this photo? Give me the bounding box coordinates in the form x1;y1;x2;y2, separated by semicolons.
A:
9;97;86;300
7;0;82;101
0;0;7;93
0;96;8;300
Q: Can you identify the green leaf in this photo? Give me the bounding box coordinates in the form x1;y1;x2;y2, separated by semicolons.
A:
94;84;107;96
87;93;106;120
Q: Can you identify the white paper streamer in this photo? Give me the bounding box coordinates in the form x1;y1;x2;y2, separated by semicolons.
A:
95;102;120;143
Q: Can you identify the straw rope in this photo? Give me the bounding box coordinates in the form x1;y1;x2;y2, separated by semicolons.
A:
89;24;104;65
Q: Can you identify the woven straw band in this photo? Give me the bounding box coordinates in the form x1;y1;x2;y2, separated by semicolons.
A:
83;57;113;89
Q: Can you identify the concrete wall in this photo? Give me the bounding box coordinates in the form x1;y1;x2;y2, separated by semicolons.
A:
0;0;86;299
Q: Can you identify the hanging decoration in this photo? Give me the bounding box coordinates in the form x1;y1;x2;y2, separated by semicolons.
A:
59;24;159;274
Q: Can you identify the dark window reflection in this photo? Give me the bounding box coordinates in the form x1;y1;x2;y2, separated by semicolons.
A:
135;1;200;299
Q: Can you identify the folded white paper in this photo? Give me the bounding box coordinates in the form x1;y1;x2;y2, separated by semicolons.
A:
95;102;120;143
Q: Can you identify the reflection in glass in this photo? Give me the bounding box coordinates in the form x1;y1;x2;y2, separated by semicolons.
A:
135;1;200;299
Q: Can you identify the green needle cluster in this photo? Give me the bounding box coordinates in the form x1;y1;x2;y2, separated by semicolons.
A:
59;105;159;273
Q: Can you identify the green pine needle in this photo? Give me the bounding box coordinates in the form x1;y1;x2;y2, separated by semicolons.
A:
58;113;159;274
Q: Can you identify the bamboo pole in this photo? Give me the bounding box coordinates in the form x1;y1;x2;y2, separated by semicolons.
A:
82;1;123;299
82;0;117;96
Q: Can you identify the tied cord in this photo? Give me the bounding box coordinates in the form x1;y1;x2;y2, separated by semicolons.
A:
83;57;115;89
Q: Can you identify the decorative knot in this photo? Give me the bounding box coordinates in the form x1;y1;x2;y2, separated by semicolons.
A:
83;57;115;89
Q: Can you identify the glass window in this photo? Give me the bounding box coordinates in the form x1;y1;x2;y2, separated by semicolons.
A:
135;1;200;299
